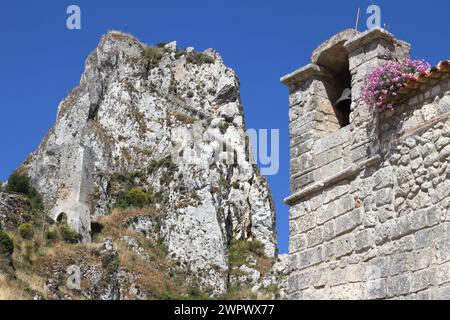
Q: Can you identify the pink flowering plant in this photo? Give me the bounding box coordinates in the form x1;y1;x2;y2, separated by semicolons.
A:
361;59;430;112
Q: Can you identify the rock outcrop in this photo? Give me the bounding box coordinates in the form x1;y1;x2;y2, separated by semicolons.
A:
20;31;278;295
0;193;33;230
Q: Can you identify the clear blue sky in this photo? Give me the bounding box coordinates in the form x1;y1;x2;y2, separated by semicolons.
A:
0;0;449;253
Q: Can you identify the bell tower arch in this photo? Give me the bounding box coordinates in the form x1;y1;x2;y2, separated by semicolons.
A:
281;28;412;300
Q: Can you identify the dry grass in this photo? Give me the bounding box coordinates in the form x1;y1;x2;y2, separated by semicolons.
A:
96;207;159;240
220;284;275;301
144;46;164;61
167;112;195;125
93;207;192;299
255;256;274;276
112;207;159;222
114;240;188;299
0;273;31;300
228;239;274;276
11;238;41;267
1;206;202;300
37;242;98;267
3;225;98;300
15;269;46;295
219;284;254;300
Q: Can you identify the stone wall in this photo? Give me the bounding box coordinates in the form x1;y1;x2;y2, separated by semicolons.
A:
49;145;94;243
284;28;450;299
284;29;410;195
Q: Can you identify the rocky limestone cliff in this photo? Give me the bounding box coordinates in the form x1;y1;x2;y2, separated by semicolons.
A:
19;31;278;295
0;193;33;231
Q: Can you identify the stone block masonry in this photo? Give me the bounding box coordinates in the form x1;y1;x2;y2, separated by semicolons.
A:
283;27;450;300
50;145;94;243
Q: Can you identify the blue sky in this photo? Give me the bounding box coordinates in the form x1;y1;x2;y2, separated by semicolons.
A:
0;0;449;253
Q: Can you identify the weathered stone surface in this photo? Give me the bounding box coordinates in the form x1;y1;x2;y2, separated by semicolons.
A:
18;31;277;296
335;209;361;236
43;241;121;300
334;234;355;258
387;274;410;297
355;228;375;252
366;279;387;299
436;238;450;264
0;193;32;230
284;29;450;300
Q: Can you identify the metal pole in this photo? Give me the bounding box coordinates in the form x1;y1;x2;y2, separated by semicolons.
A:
355;8;361;31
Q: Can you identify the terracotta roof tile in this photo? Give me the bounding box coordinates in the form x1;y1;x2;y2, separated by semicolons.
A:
396;60;450;98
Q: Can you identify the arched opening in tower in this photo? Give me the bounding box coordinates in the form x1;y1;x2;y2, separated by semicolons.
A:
56;212;68;225
316;44;352;128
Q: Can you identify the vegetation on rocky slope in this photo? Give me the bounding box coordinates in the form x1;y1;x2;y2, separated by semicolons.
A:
223;240;280;300
0;172;282;300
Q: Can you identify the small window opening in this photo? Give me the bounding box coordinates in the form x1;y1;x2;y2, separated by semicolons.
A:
317;44;352;130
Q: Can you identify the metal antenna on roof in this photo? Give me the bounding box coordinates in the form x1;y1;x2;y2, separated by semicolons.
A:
355;7;361;31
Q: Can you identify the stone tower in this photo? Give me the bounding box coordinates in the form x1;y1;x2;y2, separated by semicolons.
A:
282;28;450;299
50;145;94;243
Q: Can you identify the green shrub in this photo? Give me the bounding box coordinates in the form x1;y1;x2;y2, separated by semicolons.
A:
115;187;153;209
186;52;215;66
247;240;265;256
228;239;265;267
45;230;59;241
0;231;14;257
5;171;31;194
218;176;229;189
174;51;185;59
59;225;82;244
144;46;164;68
5;172;44;210
22;242;34;264
186;91;194;98
18;223;34;240
27;187;44;210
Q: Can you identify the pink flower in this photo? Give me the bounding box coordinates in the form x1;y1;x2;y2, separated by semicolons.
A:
360;59;431;111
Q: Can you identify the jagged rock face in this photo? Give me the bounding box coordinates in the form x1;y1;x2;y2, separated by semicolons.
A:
0;193;33;230
22;31;277;294
42;241;121;300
